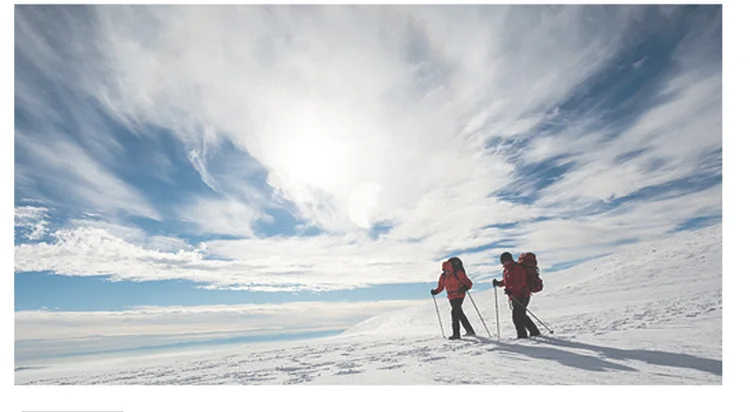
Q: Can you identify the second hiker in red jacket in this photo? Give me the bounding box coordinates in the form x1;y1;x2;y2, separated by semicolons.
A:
492;252;540;339
432;257;476;340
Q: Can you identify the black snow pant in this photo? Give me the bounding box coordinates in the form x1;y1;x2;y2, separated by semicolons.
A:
449;297;475;337
511;296;540;338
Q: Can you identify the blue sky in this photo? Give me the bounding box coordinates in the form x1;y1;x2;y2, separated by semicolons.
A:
14;5;722;362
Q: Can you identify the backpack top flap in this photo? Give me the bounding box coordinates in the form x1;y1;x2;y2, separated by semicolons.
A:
518;252;537;268
518;252;543;293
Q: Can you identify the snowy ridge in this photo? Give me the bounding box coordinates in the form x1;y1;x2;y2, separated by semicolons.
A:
15;224;721;384
344;224;721;338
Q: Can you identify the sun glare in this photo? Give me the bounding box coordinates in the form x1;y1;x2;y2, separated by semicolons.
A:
283;136;343;189
348;182;383;229
274;128;383;229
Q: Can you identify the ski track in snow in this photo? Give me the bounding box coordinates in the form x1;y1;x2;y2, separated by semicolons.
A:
15;225;722;385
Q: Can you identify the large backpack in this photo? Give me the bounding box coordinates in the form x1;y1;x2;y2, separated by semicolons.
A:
518;252;543;293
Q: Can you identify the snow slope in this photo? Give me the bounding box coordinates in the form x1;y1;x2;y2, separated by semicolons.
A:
15;224;722;384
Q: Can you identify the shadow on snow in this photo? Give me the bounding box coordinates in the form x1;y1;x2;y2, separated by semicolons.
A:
471;336;721;377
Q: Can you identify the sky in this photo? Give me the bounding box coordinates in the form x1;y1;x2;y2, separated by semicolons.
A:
13;4;723;362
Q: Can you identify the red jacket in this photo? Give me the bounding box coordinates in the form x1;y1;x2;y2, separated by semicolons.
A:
434;261;473;300
499;261;530;299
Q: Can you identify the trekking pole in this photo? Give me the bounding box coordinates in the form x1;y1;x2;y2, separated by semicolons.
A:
509;294;554;334
432;294;446;338
466;290;491;337
494;286;500;340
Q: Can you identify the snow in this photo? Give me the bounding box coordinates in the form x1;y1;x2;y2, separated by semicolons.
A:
14;224;721;384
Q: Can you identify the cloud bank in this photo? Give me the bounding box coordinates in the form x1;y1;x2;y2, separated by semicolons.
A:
15;299;424;361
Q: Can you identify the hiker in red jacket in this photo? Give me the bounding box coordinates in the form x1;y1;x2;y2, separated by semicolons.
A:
432;257;476;340
492;252;540;339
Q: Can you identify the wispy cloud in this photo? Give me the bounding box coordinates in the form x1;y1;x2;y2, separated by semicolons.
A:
14;178;721;290
179;196;267;238
632;56;648;69
15;7;160;221
15;132;161;220
33;6;644;231
14;5;721;293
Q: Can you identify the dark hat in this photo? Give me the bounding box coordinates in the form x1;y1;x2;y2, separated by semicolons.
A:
500;252;513;264
448;257;464;273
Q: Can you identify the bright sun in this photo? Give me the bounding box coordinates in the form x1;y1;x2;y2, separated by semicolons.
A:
282;133;345;190
276;133;381;229
270;107;383;230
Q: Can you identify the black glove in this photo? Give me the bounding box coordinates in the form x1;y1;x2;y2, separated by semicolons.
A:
492;279;501;287
459;285;469;293
504;288;512;296
430;289;438;296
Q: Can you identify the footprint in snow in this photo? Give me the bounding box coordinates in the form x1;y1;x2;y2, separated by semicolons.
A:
335;368;364;375
377;363;406;370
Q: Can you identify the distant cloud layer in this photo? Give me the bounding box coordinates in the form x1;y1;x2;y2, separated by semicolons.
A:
15;299;423;361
